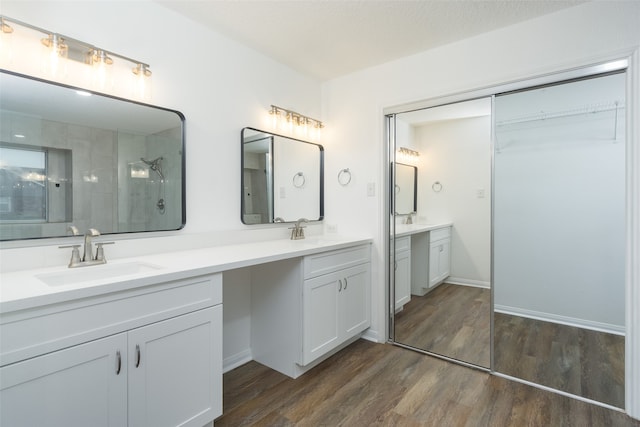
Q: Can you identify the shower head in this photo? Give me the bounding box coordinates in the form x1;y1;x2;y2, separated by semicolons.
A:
140;156;164;179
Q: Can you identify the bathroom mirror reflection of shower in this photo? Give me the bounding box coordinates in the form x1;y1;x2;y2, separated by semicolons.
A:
0;70;186;241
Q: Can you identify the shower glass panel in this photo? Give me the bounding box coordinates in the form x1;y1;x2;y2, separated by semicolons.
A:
493;71;626;408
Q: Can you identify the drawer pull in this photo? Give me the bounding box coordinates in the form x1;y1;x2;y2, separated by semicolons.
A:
135;345;141;368
116;350;122;375
344;278;348;290
338;279;343;292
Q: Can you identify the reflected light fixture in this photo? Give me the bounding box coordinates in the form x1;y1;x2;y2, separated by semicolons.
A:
397;147;420;164
269;105;324;140
0;15;152;99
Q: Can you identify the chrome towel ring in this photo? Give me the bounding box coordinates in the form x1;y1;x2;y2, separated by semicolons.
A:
338;168;352;186
293;172;306;188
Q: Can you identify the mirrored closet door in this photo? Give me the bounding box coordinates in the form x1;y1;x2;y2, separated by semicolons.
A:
493;70;627;408
389;98;493;368
388;60;628;410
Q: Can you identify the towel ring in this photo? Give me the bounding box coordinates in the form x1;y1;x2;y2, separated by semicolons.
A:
338;168;352;186
293;172;305;188
432;181;443;192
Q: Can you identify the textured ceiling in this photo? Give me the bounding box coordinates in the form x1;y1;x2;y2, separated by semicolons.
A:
157;0;586;81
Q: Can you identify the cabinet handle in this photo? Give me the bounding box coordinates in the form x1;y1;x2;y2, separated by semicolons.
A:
135;344;141;368
116;350;122;375
439;244;444;252
338;279;343;292
344;278;348;290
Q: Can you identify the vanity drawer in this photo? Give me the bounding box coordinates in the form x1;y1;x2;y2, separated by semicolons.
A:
395;236;411;252
430;227;451;242
0;273;222;367
304;244;370;279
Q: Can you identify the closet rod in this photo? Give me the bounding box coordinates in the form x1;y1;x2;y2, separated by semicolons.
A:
496;101;623;126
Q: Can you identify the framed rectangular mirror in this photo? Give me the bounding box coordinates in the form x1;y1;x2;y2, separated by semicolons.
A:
241;127;323;224
394;163;416;215
0;70;186;241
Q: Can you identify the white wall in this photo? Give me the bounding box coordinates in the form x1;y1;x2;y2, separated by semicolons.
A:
414;116;492;286
494;72;626;332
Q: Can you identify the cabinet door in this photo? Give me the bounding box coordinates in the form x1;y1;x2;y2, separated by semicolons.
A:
128;306;222;427
437;239;451;280
394;251;411;310
429;239;451;287
0;334;127;427
302;273;340;365
340;263;371;337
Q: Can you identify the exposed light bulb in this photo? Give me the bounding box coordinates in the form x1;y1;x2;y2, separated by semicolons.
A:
41;34;68;78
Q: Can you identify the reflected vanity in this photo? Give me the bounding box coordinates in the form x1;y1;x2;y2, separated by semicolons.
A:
389;99;492;368
0;70;185;241
387;61;628;410
241;127;324;224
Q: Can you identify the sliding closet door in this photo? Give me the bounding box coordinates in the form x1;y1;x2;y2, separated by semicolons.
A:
493;71;626;407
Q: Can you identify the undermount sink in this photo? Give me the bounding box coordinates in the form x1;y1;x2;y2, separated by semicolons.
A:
36;262;163;287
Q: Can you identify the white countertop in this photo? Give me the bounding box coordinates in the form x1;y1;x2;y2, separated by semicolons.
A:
394;222;452;237
0;235;371;313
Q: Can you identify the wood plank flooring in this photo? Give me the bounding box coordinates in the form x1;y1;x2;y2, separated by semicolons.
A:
494;313;625;408
393;283;490;367
216;339;639;426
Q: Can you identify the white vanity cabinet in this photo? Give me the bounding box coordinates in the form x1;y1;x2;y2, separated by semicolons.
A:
251;243;371;379
428;227;451;288
394;236;411;311
302;245;371;365
0;333;128;426
0;273;223;427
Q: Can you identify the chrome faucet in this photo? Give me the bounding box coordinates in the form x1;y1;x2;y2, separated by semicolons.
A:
83;228;100;262
405;213;415;225
290;218;308;240
59;227;114;268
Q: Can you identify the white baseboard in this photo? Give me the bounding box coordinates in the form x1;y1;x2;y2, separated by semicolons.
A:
223;349;252;373
446;277;491;289
362;328;382;343
495;304;625;336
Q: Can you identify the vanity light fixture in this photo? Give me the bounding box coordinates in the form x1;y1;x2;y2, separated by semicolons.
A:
269;105;324;140
0;15;152;99
397;147;420;164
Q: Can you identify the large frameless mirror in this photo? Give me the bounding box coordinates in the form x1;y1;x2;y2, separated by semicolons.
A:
241;127;324;224
0;70;185;241
389;97;492;368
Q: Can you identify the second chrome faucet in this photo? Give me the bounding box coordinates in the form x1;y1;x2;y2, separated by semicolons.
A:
289;218;308;240
60;226;114;268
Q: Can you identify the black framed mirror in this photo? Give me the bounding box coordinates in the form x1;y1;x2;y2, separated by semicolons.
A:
241;127;323;224
0;70;186;241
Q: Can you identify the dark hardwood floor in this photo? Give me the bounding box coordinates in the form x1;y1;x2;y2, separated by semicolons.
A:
393;283;490;367
216;340;639;426
494;312;625;409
